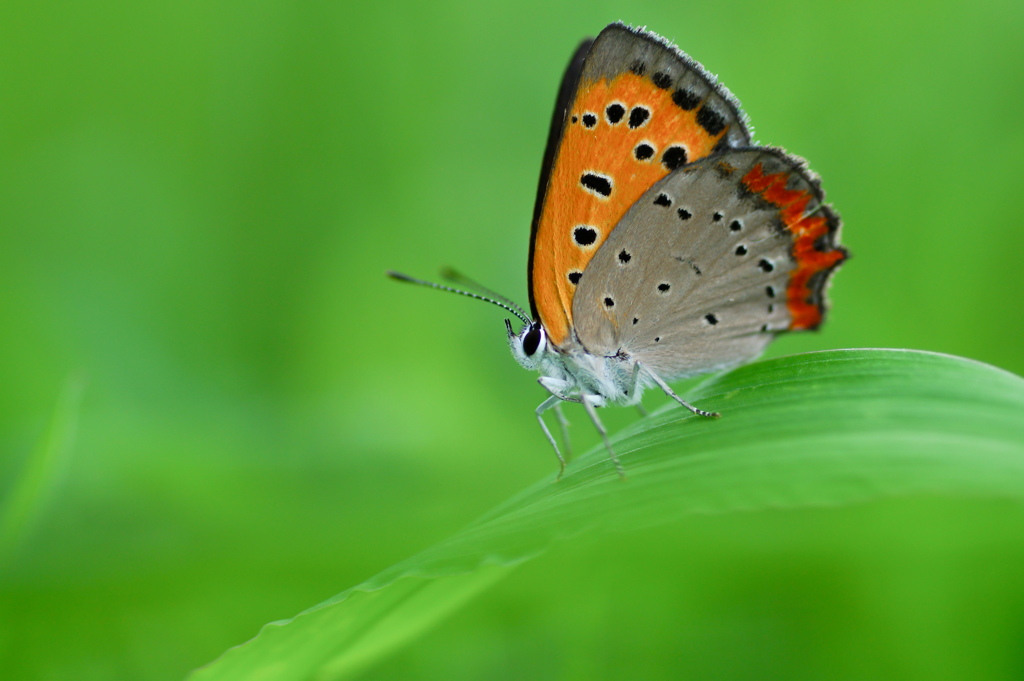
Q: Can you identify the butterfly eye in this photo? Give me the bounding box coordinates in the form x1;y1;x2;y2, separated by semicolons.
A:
522;325;543;357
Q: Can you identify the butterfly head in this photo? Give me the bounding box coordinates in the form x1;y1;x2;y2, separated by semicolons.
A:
507;319;548;370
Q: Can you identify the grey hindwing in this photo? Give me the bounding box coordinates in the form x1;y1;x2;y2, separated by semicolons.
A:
571;148;821;379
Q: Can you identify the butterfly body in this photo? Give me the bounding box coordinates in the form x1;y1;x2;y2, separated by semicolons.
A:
510;324;645;409
391;22;846;477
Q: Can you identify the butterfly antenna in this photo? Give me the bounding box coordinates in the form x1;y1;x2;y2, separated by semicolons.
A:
439;267;531;321
387;271;532;325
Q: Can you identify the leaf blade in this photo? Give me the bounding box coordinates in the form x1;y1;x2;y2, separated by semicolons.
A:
188;349;1024;681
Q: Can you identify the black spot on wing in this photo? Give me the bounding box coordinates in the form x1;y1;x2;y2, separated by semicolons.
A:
629;60;646;76
653;193;672;207
573;225;597;246
628;106;650;129
606;103;625;124
618;249;631;264
759;259;775;272
705;313;718;325
661;146;688;170
582;113;598;128
696;105;726;136
604;296;615;308
735;245;747;256
568;271;582;285
677;207;692;221
672;88;701;111
580;173;612;197
634;143;654;161
652;72;673;89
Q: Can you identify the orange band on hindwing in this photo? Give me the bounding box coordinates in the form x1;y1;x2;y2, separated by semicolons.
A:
741;163;846;330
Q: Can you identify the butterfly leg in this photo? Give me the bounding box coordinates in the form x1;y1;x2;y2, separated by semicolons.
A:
538;376;581;402
626;363;649;417
639;363;720;418
552;402;573;461
535;395;568;478
581;394;626;479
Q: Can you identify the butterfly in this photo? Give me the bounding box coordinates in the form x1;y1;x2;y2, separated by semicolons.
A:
390;22;847;477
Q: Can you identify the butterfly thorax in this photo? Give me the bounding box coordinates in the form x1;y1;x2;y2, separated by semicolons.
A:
510;322;647;407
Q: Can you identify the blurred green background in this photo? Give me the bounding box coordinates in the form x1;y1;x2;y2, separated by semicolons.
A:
2;0;1022;679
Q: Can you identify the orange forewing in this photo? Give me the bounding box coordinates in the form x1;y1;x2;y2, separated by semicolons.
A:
740;163;847;329
531;72;730;346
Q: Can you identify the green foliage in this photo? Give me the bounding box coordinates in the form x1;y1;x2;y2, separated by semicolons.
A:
190;350;1024;680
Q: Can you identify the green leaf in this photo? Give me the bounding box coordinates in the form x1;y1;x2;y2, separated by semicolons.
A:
188;349;1024;681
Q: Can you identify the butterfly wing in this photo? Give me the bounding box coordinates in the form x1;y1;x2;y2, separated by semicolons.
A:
571;148;846;379
529;37;593;246
528;22;752;348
